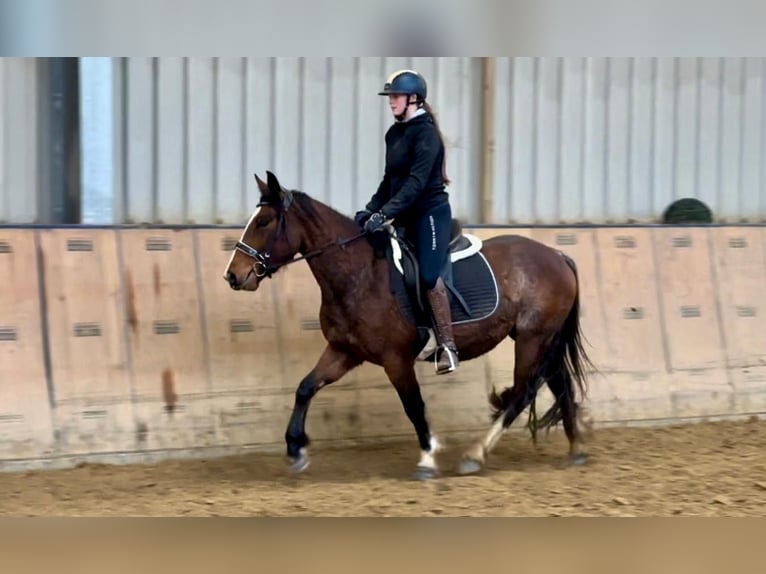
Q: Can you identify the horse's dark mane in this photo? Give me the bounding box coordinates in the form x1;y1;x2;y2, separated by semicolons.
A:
287;190;360;234
290;190;323;220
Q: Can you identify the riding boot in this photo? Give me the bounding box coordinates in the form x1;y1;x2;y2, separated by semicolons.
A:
426;277;459;375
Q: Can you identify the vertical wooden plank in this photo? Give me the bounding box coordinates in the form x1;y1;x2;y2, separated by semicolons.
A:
125;57;155;223
121;229;208;398
155;57;185;223
215;57;246;224
120;229;214;451
711;227;766;413
595;228;673;421
529;228;612;418
40;229;133;454
653;227;731;417
0;230;54;458
195;229;285;446
41;230;130;399
186;57;215;224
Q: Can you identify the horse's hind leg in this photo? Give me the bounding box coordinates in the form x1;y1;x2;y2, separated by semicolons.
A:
458;333;547;475
384;358;441;480
285;344;361;473
542;370;588;465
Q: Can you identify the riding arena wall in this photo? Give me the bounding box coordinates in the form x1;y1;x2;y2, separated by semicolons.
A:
1;223;764;471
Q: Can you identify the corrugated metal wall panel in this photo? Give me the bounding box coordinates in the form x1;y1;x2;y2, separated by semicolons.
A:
116;57;482;225
6;57;763;225
0;58;39;223
490;57;766;224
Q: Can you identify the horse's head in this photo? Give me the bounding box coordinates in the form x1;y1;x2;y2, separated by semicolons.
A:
223;171;301;291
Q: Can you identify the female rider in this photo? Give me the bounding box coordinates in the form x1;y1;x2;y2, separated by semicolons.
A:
354;69;459;375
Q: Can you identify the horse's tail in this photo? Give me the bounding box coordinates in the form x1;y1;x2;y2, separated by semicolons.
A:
489;252;594;424
557;253;594;401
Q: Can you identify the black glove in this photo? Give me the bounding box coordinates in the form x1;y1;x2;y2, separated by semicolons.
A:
363;211;386;233
354;209;372;228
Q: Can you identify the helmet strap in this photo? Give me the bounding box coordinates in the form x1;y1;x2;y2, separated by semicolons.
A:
394;95;421;122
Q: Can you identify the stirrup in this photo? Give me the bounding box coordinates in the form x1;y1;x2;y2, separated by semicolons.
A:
434;345;459;375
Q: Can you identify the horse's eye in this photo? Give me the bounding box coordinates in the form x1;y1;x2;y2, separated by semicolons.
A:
254;218;270;228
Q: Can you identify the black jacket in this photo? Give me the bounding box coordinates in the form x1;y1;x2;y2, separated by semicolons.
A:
365;111;449;226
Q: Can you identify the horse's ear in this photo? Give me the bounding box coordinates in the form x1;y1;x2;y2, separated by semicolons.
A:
266;171;282;195
254;173;269;195
266;170;293;210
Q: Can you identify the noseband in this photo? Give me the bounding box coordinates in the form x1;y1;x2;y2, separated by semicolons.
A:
233;196;367;279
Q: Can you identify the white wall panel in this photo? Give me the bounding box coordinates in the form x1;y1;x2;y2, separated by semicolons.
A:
114;57;483;224
0;58;39;223
83;57;766;225
4;58;766;225
490;57;766;224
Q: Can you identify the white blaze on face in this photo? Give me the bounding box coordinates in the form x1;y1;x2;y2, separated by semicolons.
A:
224;205;261;277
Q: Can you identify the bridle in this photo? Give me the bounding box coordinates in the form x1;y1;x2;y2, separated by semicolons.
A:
233;195;368;280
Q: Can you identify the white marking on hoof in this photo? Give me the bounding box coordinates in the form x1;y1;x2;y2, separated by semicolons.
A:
458;458;483;475
289;448;310;473
458;442;485;475
418;450;437;470
418;436;442;471
414;465;440;480
415;435;443;477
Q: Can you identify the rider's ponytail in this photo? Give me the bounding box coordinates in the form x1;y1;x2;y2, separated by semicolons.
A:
422;101;450;186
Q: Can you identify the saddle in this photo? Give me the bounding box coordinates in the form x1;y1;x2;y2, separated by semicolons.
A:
382;219;500;361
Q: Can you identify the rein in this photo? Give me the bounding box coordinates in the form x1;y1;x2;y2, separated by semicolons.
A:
234;198;369;279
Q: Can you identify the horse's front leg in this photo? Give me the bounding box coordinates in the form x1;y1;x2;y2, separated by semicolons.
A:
285;344;361;473
384;357;442;480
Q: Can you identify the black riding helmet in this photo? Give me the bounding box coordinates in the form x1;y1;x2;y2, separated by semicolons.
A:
378;70;427;122
378;69;427;101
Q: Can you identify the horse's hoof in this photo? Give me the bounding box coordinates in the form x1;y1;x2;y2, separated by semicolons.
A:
289;453;310;474
457;458;483;475
570;453;588;466
413;466;440;481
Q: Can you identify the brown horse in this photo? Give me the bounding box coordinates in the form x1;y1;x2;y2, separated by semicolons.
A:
223;171;594;479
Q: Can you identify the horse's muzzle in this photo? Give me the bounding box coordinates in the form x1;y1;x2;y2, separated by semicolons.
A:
225;269;259;291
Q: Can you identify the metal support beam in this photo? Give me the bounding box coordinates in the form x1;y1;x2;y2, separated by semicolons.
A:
37;57;81;223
